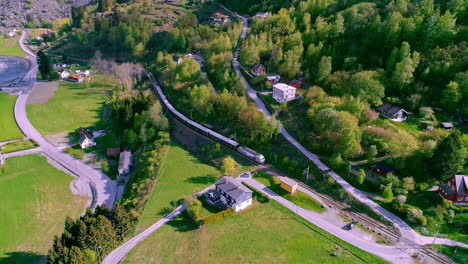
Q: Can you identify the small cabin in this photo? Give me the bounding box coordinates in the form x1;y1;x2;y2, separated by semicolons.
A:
440;122;454;130
280;177;298;194
252;63;266;76
377;103;408;122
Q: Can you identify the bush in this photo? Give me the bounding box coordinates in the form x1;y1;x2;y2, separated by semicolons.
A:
199;208;235;225
242;182;270;203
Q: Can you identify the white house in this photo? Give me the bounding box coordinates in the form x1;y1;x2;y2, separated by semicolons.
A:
377;103;408;122
78;127;96;149
60;71;70;79
273;83;296;103
214;176;252;212
118;151;134;177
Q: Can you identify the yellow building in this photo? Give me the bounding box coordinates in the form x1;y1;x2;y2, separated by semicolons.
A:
280;177;298;194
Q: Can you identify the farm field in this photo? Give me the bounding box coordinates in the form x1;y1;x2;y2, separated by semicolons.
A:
0;93;23;142
0;35;27;57
26;81;109;135
124;201;387;264
0;155;88;263
136;142;223;231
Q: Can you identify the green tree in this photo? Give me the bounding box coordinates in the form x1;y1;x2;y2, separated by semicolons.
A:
440;81;461;112
348;71;385;106
316;56;332;83
431;132;466;181
37;50;51;79
356;169;366;184
99;0;114;12
221;156;237;175
382;184;394;201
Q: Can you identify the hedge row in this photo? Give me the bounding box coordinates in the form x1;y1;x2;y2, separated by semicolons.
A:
199;208;235;225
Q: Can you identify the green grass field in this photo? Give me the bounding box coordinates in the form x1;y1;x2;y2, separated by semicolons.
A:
124;202;387;264
27;81;109;135
0;35;27;57
0;155;88;263
255;172;326;213
0;139;38;154
136;142;223;231
0;93;23;142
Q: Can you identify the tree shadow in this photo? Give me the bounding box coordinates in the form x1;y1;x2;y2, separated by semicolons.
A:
185;174;218;185
166;212;198;233
0;251;44;264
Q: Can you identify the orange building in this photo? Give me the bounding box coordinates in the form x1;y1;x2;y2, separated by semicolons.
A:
280;177;298;194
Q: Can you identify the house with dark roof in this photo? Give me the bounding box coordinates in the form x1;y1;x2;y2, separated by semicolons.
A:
214;176;253;212
377;103;408;121
440;122;454;130
439;175;468;206
369;163;396;176
77;127;96;149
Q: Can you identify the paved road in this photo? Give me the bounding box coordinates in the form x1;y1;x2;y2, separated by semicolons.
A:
1;147;42;159
15;31;117;208
221;4;468;252
241;177;416;263
102;205;186;264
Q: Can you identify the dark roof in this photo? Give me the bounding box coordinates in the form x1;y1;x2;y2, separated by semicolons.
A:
215;176;252;201
377;103;405;116
370;163;396;173
440;184;455;196
78;127;94;140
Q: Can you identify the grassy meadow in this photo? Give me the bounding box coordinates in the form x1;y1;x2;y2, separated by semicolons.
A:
0;35;27;57
0;155;88;263
136;142;223;231
27;81;109;135
0;139;38;154
0;93;23;142
124;202;387;264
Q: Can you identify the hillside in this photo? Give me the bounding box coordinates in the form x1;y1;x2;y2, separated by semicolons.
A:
0;0;94;30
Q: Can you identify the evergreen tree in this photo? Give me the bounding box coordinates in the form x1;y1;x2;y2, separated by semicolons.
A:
431;132;466;181
37;50;51;80
440;81;461;112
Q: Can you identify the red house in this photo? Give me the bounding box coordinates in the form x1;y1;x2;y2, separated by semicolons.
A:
439;175;468;206
291;79;303;88
252;63;266;76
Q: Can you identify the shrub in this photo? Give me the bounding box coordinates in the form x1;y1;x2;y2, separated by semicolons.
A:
200;208;235;225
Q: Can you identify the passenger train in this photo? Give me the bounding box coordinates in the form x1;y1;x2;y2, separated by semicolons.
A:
144;70;265;164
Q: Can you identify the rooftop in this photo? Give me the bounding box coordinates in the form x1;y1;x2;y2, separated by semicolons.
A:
273;83;296;92
281;177;298;187
215;176;252;201
377;103;405;116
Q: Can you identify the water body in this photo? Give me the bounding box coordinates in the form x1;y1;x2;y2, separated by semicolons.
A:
0;56;30;85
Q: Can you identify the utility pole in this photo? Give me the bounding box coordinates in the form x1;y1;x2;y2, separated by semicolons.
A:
303;166;310;180
230;133;237;142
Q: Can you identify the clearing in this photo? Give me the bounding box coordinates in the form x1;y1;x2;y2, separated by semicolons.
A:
136;142;223;231
0;35;27;57
26;80;109;135
124;202;387;264
0;155;88;263
0;93;24;142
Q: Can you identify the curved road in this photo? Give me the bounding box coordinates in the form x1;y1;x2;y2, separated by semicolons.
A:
15;31;117;208
221;3;467;251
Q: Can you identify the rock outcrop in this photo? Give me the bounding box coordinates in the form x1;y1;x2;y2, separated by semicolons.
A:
0;0;95;30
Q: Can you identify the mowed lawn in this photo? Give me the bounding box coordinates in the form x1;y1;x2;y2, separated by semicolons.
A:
0;155;88;263
124;202;387;264
27;81;108;135
0;35;27;57
137;142;223;231
0;93;23;142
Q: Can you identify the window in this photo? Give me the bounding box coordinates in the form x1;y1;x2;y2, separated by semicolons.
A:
457;197;463;201
465;197;468;201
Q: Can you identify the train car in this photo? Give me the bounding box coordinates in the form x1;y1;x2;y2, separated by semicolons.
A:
207;130;239;149
238;146;265;164
145;69;265;164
